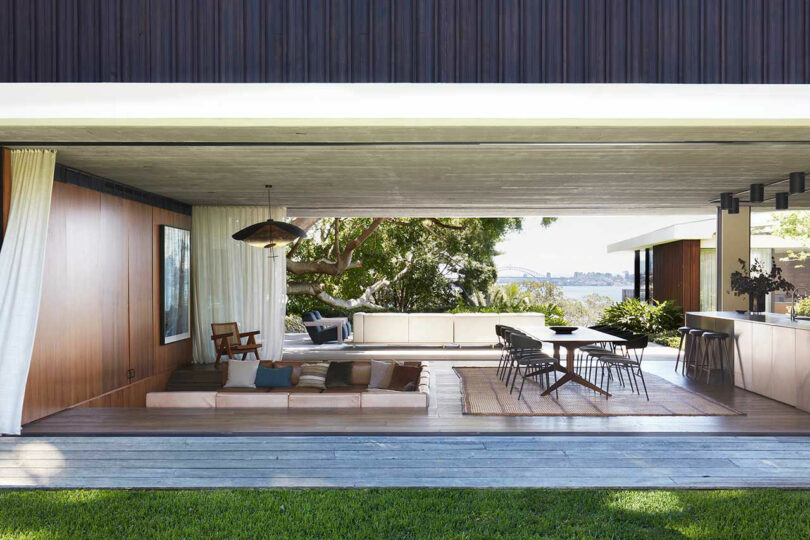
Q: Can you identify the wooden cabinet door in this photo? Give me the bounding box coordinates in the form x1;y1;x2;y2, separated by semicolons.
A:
750;324;773;398
100;194;129;393
733;321;753;390
796;330;810;413
771;327;797;407
127;200;155;382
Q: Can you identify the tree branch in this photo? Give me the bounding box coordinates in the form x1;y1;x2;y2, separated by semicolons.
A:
287;217;387;275
427;218;465;230
286;257;412;311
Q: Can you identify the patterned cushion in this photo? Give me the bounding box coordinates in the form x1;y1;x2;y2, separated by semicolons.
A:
297;362;330;390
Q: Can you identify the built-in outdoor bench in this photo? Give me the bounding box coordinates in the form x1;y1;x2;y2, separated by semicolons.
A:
146;360;430;409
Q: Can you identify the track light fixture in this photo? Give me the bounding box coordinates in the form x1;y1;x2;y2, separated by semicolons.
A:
728;197;740;214
750;184;765;203
789;172;806;194
776;192;789;210
719;192;734;210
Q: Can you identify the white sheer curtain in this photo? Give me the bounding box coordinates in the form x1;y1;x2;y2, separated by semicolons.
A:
192;206;287;364
0;150;55;435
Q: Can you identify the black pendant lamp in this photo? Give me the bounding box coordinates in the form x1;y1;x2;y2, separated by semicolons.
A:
719;192;734;210
232;185;307;248
776;192;790;210
750;184;765;203
789;172;806;194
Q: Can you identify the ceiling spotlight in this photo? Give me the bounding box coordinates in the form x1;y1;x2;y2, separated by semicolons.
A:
728;197;740;214
750;184;765;203
232;185;307;248
719;192;734;210
776;192;790;210
789;172;806;194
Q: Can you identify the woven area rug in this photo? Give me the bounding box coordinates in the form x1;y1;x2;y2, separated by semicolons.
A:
455;367;743;416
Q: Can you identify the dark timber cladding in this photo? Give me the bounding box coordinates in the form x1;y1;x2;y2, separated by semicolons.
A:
0;0;808;83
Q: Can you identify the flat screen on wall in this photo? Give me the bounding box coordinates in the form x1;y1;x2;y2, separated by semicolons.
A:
161;225;191;344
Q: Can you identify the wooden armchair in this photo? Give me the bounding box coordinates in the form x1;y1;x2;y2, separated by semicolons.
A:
211;322;262;367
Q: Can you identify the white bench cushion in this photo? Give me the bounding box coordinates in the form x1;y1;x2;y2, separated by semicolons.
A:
453;314;500;344
215;393;289;408
362;390;427;408
288;393;362;408
360;313;410;343
146;392;216;408
408;313;454;343
498;313;546;337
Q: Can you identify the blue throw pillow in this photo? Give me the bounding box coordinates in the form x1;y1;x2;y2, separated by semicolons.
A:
254;365;293;388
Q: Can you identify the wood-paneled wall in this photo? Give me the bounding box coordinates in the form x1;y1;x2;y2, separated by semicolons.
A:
22;181;192;424
1;0;809;83
652;239;701;317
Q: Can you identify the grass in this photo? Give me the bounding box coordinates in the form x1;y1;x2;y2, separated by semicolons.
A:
1;489;809;539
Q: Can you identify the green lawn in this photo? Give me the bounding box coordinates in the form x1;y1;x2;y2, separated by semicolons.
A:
1;489;808;539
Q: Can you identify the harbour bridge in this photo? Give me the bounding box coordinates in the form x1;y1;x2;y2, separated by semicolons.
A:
496;266;546;279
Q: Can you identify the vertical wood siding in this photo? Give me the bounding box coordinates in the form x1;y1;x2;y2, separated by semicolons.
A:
0;0;808;83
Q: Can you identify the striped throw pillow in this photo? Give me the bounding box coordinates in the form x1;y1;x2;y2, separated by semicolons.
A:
297;363;330;390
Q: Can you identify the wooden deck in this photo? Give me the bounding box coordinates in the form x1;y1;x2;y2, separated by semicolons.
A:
20;345;810;436
4;435;810;488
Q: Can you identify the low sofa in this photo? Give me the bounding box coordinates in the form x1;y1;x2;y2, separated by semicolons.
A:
146;360;430;409
352;312;545;345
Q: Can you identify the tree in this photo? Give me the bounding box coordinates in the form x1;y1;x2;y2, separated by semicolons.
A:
286;217;553;314
772;211;810;267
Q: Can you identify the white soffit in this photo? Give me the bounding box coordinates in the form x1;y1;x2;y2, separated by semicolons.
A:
0;83;810;124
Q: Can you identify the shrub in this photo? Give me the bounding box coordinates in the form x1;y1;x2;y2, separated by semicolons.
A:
597;298;683;334
284;315;306;333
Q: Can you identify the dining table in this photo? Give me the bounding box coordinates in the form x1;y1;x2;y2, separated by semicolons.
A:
524;326;627;397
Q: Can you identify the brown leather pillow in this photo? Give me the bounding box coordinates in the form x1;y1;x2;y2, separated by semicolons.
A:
387;364;422;391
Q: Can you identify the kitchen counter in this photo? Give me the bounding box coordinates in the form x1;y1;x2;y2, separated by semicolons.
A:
688;311;810;330
686;311;810;413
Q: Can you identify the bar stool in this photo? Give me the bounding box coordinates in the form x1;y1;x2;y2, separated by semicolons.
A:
674;326;692;373
685;329;706;378
699;331;730;384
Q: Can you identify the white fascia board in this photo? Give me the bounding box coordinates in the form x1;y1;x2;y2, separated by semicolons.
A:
607;218;715;253
1;83;810;124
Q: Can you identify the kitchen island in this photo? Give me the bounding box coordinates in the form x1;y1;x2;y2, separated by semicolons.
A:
686;311;810;412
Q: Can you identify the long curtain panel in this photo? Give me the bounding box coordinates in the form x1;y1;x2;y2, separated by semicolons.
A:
192;206;287;364
0;150;55;435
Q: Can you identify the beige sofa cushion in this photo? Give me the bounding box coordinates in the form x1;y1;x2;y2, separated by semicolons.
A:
146;391;216;408
223;359;259;388
362;390;427;409
215;392;289;408
350;362;371;385
360;313;410;343
288;393;361;408
453;313;500;344
498;313;546;337
408;313;454;343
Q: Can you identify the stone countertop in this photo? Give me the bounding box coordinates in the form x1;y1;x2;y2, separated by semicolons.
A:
687;311;810;330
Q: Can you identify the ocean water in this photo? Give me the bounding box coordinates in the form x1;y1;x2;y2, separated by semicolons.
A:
560;285;628;302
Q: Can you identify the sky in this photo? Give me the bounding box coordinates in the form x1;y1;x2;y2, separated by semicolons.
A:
494;215;713;277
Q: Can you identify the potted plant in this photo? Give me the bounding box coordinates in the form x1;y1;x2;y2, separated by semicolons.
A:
729;258;794;314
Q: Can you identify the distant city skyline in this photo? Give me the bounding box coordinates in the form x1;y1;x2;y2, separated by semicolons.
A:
495;215;712;276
